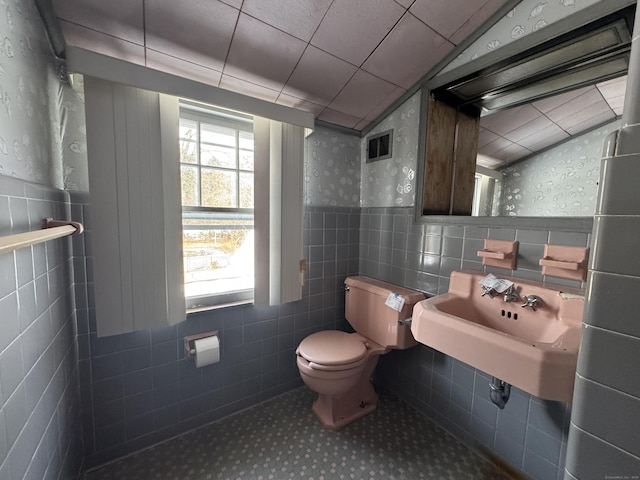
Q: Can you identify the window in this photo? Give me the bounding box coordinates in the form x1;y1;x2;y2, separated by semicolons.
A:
179;102;254;308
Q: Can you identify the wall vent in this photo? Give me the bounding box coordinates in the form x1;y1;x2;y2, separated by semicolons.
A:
366;129;393;163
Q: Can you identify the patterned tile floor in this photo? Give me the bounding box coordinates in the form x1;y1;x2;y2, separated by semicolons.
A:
86;388;513;480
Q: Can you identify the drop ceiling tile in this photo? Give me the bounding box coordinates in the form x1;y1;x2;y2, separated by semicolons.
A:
224;14;307;92
53;0;144;45
545;88;606;123
564;110;617;136
531;86;593;114
354;118;371;130
220;0;243;8
480;105;542;136
328;69;399;119
597;75;627;93
410;0;484;40
478;128;500;148
516;124;570;152
597;75;627;112
311;0;405;66
553;98;613;130
491;142;533;163
477;136;513;157
276;93;326;115
60;21;145;65
362;13;454;89
282;46;357;105
317;108;362;129
145;0;238;72
219;74;281;102
449;0;511;45
145;49;222;87
364;86;406;121
503;115;555;143
607;97;625;116
241;0;333;42
477;154;505;169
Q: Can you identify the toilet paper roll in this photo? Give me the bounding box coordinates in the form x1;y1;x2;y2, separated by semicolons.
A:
193;335;220;368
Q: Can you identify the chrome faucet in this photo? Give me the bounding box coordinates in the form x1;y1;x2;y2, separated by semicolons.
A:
503;286;520;303
521;295;542;311
481;285;498;298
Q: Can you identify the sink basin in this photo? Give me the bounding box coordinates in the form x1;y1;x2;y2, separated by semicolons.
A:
411;270;584;402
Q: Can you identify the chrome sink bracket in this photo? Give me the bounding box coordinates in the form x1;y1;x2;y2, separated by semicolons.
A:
521;294;543;311
489;377;511;409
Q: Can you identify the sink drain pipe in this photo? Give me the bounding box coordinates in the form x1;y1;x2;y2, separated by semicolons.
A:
489;377;511;409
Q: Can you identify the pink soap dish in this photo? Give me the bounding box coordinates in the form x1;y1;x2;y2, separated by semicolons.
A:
477;239;518;269
539;245;589;281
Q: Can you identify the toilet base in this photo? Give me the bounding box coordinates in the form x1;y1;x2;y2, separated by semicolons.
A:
310;373;379;431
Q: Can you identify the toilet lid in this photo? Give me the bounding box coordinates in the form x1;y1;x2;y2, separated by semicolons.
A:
297;331;367;366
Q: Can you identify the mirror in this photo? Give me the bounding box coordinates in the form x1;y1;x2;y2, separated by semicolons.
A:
417;1;634;221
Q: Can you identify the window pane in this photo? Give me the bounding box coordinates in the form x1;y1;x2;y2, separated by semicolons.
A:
181;165;199;206
239;130;253;150
183;222;253;298
239;149;254;171
201;144;236;168
201;169;237;208
239;172;253;209
180;119;198;142
201;123;235;147
180;139;198;164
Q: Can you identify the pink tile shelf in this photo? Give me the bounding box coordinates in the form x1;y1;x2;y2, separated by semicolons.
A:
477;239;518;269
539;244;589;281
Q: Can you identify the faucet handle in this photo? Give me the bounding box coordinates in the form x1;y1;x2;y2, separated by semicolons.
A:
521;294;542;311
481;285;497;298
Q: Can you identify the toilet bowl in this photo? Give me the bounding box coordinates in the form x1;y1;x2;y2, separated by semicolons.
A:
296;277;424;430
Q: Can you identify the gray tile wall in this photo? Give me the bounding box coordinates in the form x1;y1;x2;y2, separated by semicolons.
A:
74;202;360;468
360;206;592;480
0;176;83;480
564;151;640;475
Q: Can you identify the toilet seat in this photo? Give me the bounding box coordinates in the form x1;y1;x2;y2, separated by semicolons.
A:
296;331;367;371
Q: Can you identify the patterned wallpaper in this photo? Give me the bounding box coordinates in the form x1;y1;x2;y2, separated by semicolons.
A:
304;126;361;207
498;118;620;216
442;0;603;73
360;92;420;208
62;76;89;191
0;0;86;189
0;0;55;184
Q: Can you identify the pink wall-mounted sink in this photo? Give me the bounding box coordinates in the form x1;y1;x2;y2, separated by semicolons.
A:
411;270;584;402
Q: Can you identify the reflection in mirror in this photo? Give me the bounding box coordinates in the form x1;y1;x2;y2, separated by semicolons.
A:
474;76;625;217
420;2;635;219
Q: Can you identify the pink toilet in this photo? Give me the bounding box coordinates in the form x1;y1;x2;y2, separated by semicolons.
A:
296;276;424;430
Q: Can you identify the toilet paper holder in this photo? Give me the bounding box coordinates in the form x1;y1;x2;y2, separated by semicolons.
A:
184;331;219;360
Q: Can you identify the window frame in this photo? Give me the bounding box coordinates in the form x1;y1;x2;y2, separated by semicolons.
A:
179;102;255;310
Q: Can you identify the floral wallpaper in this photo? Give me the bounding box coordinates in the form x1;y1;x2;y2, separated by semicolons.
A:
0;0;55;184
304;126;360;207
442;0;603;73
498;118;620;216
61;75;89;191
0;0;86;189
361;92;420;207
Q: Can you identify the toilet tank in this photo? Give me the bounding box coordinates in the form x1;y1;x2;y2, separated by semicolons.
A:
344;276;424;349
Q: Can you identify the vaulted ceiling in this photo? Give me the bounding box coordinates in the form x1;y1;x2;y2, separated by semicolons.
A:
51;0;512;131
51;0;627;168
477;75;626;168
